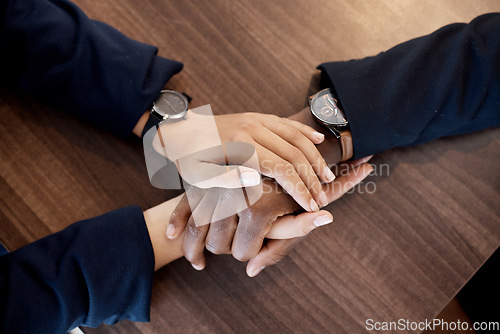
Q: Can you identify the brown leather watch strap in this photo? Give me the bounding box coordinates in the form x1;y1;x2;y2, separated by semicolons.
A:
339;130;353;161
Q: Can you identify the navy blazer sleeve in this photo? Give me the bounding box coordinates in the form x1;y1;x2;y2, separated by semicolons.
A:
0;206;155;333
0;0;183;137
318;13;500;159
0;0;177;331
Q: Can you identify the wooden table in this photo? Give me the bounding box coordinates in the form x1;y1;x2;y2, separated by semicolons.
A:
1;1;499;333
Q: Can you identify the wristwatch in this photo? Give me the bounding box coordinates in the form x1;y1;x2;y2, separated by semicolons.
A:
309;88;353;161
141;90;192;138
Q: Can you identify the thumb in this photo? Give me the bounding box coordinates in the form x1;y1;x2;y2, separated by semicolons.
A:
265;210;333;239
246;238;304;277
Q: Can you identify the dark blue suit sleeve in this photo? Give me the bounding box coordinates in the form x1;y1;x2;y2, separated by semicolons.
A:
0;1;175;331
0;206;155;333
318;13;500;159
0;0;183;137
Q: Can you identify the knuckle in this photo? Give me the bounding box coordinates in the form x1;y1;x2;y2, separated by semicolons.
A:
240;210;268;230
274;160;293;177
169;205;190;227
238;120;254;132
269;253;287;265
273;163;285;176
187;222;204;239
169;211;183;226
288;147;305;161
287;127;301;139
230;132;248;143
265;114;280;121
312;150;326;164
243;112;259;122
205;240;229;255
284;162;296;175
238;208;254;222
298;224;314;237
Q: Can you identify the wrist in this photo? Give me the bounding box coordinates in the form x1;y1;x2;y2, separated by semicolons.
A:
143;195;185;271
133;111;150;137
288;107;342;165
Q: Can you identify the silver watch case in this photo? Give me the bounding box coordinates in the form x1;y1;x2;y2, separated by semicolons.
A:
151;90;189;122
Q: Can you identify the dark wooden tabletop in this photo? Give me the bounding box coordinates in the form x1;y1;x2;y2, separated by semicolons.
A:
1;1;499;333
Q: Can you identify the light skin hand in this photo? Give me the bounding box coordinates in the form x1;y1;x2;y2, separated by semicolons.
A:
142;108;335;212
213;112;335;210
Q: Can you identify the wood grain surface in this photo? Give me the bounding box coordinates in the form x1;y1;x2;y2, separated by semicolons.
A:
1;1;499;333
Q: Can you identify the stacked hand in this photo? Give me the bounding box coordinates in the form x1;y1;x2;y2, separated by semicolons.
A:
166;157;373;276
152;110;335;213
147;108;373;276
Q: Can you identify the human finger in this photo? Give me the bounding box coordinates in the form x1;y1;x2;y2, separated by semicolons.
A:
335;155;374;177
246;237;305;277
253;142;319;212
176;145;261;188
265;210;333;239
168;194;194;239
262;117;335;183
182;189;219;270
231;178;301;261
205;215;238;255
323;163;374;204
252;127;326;208
255;114;325;144
183;216;209;271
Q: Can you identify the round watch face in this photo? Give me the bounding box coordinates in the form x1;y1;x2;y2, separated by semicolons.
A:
310;88;348;126
153;90;189;119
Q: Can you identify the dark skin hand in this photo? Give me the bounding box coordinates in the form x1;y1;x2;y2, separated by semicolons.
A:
169;107;360;274
171;178;300;268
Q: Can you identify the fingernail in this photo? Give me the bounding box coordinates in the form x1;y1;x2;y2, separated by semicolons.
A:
249;266;266;277
166;224;176;239
324;167;336;182
318;191;328;207
314;214;333;227
240;171;261;187
310;198;319;212
192;263;204;271
313;131;325;142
